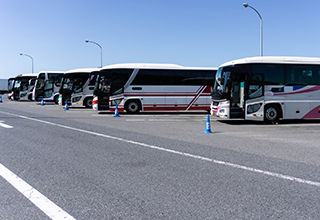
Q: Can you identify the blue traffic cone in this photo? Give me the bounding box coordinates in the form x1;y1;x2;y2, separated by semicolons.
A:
40;98;45;106
202;114;213;133
113;104;120;117
64;100;69;110
0;95;2;103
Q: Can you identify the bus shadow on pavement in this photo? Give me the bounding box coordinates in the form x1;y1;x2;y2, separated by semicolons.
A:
98;111;209;115
218;119;320;125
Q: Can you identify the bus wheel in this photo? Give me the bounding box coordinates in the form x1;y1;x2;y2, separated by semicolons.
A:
264;105;280;123
125;100;140;113
84;97;93;108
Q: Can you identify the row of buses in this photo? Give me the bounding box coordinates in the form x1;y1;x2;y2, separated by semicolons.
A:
8;56;320;123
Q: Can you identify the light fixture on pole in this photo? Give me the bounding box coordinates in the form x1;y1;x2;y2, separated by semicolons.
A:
85;40;103;68
243;3;263;56
19;53;34;73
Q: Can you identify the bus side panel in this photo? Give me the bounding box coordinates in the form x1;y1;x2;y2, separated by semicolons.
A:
305;87;320;119
278;86;312;119
164;85;211;111
185;85;212;111
126;86;166;111
165;86;187;111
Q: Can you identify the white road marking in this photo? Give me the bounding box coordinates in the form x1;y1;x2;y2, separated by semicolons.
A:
1;111;320;192
0;121;13;128
0;163;76;220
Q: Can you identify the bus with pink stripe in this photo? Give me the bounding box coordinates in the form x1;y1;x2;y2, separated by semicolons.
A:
211;56;320;122
92;63;217;113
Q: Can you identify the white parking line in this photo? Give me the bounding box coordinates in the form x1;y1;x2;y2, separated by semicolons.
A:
0;121;13;128
0;163;76;220
1;110;320;192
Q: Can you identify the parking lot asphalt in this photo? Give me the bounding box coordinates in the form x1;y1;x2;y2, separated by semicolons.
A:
1;97;320;219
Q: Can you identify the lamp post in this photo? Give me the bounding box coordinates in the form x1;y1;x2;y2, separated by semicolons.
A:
85;40;103;68
19;53;34;73
243;3;263;56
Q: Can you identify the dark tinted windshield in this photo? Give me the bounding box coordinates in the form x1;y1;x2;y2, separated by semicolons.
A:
214;67;231;94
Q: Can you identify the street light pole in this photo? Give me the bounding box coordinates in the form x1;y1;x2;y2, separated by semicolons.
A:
20;53;34;73
243;3;263;56
85;40;103;68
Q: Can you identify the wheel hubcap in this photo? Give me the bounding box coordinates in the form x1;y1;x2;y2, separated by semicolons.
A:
266;107;277;121
128;103;138;112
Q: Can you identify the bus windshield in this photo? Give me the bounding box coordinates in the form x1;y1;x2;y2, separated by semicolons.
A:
36;79;45;90
60;74;88;93
96;75;112;93
213;67;231;95
61;77;74;91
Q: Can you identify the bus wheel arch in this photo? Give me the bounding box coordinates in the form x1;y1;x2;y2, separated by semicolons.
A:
264;104;282;123
84;97;93;108
125;99;141;113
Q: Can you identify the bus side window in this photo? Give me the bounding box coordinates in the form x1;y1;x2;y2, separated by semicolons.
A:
248;74;263;99
110;77;124;95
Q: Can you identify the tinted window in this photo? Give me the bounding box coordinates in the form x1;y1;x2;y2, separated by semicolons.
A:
131;69;216;85
285;65;320;85
48;73;64;83
39;73;45;80
98;69;133;95
132;69;173;85
252;64;285;85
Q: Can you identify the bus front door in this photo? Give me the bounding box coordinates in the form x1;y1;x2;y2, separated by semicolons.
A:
245;73;264;121
98;76;111;110
43;80;54;102
229;73;246;119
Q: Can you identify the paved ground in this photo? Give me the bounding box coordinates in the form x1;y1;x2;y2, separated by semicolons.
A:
1;97;320;219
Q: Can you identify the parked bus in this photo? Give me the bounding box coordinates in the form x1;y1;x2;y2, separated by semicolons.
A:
32;71;64;103
11;73;37;101
211;56;320;123
58;68;98;107
92;63;217;113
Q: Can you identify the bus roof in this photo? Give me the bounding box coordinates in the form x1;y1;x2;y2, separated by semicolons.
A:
101;63;184;70
220;56;320;67
100;63;217;70
16;73;38;78
65;68;100;74
37;71;65;75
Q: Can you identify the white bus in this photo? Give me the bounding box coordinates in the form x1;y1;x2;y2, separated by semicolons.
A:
11;73;37;101
58;68;99;107
211;56;320;123
92;63;217;113
32;71;64;104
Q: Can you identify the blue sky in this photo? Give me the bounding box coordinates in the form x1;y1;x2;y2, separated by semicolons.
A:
1;0;320;79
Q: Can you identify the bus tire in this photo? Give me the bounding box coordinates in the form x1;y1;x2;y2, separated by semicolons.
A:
125;100;141;113
54;95;59;105
264;105;280;123
84;97;93;108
